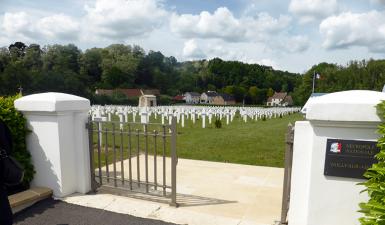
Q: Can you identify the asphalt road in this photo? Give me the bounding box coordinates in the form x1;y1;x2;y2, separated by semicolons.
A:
13;198;177;225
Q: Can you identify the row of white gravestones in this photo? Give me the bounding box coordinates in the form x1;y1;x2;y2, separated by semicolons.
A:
90;105;301;128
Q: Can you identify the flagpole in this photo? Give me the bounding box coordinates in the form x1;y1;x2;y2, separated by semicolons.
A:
312;71;315;93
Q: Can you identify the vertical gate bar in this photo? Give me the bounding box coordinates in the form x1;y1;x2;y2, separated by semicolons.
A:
162;125;166;196
97;122;102;185
170;117;178;207
120;125;124;185
112;123;117;187
154;130;158;190
136;129;140;188
128;125;133;190
104;126;109;182
144;124;149;193
280;123;294;225
87;116;97;192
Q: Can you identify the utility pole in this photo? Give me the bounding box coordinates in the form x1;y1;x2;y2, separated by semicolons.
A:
312;71;316;93
18;86;23;96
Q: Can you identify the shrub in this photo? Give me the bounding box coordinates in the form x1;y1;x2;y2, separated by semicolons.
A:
359;101;385;224
90;94;139;105
262;115;267;121
214;119;222;128
0;94;35;188
158;95;172;105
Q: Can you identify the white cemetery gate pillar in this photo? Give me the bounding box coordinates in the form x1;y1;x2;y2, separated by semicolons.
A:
288;90;385;225
14;92;91;198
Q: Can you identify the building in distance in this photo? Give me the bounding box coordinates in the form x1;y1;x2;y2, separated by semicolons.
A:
266;92;293;107
184;92;200;104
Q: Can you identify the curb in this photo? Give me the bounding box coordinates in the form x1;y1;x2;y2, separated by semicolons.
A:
9;187;53;214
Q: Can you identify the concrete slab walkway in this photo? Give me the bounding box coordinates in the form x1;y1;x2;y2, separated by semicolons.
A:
62;157;284;225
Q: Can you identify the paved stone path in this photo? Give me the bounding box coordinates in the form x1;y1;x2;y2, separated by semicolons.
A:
64;157;284;225
13;198;176;225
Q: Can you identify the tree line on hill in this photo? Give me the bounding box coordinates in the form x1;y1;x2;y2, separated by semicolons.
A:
0;42;385;106
293;60;385;105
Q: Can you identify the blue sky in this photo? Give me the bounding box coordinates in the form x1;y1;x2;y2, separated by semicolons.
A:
0;0;384;73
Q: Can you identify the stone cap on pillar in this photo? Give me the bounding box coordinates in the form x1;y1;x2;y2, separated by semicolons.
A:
15;92;90;112
306;90;385;122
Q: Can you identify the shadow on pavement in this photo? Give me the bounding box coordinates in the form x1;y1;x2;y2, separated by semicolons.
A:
98;186;237;207
13;198;176;225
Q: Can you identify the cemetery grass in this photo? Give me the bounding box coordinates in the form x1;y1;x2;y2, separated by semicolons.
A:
92;113;303;168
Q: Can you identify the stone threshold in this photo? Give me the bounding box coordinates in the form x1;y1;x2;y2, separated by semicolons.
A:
9;187;53;214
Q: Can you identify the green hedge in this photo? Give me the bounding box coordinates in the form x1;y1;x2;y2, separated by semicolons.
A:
359;101;385;224
0;95;35;187
90;94;139;105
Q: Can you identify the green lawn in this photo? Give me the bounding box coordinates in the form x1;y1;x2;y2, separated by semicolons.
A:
177;113;302;167
91;112;303;168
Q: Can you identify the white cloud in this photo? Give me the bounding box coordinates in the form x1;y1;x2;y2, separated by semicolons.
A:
171;7;308;53
1;12;80;42
256;58;281;70
206;44;247;61
84;0;168;40
2;12;33;40
182;39;206;59
275;35;310;53
37;14;80;40
244;13;292;41
180;40;283;70
171;8;292;42
320;11;385;52
1;0;167;44
170;7;245;42
289;0;338;23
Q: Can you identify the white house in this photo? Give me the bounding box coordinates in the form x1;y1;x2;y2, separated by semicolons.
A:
200;91;219;104
266;92;293;106
184;92;200;104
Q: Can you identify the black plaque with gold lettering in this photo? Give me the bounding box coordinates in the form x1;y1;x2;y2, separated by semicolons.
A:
324;139;380;179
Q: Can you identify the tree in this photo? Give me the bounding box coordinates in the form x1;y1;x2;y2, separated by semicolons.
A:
101;44;139;88
233;86;247;103
9;42;27;59
80;48;103;86
23;44;43;71
248;86;258;104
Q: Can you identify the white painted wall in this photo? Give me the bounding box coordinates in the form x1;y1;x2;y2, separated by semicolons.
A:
289;90;385;225
14;92;91;198
288;121;313;225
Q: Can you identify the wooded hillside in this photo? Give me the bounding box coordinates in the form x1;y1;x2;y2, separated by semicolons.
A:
1;42;384;105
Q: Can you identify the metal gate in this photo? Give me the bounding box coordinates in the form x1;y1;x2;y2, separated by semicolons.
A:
279;123;295;224
87;116;178;207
